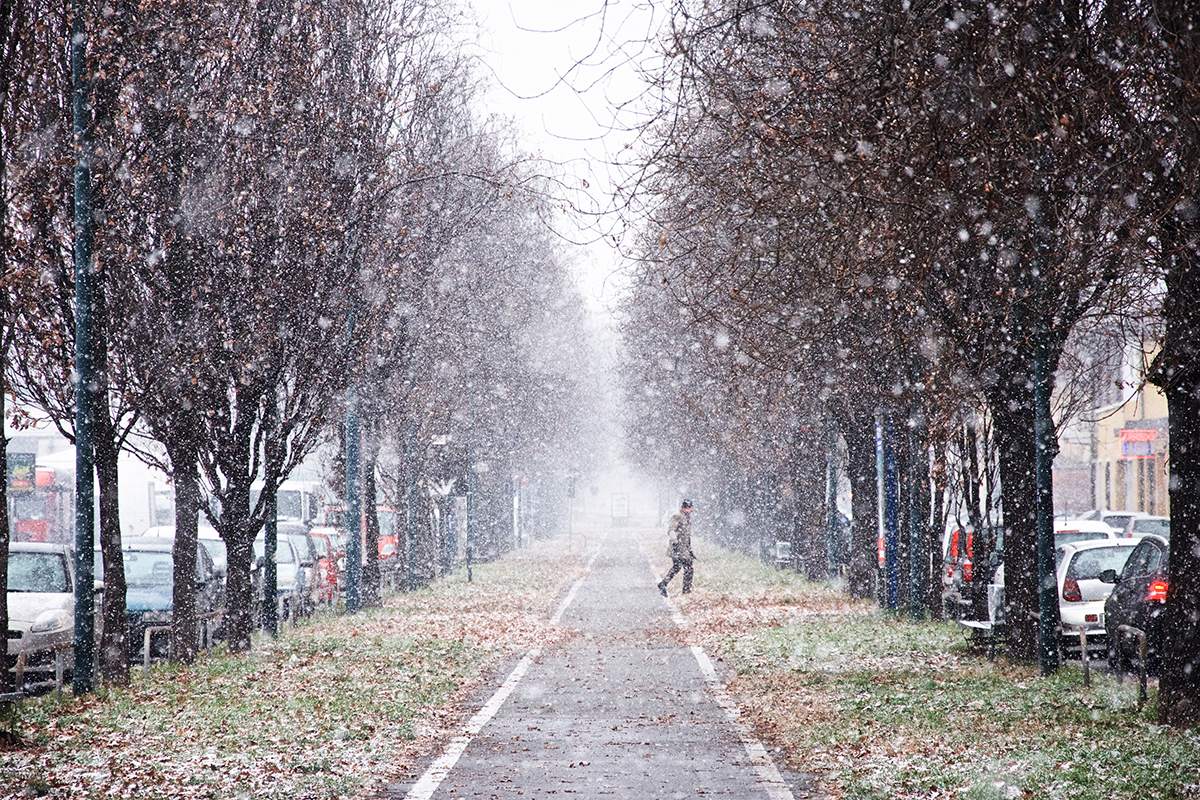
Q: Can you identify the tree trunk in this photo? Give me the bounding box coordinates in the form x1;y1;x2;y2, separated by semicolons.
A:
0;364;10;695
893;417;911;611
170;449;199;664
1149;221;1200;728
908;410;932;621
224;527;255;653
362;451;381;606
90;278;130;684
844;404;879;600
0;0;12;693
988;385;1039;662
93;419;129;684
790;427;826;579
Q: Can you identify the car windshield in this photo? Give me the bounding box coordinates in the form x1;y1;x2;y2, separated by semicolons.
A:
200;539;227;571
1132;518;1170;537
124;550;175;586
313;537;330;558
1066;547;1135;581
284;535;312;560
8;552;69;593
253;539;296;564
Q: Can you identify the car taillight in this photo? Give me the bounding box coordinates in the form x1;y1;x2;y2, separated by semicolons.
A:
1147;579;1168;603
962;559;973;582
1062;577;1082;602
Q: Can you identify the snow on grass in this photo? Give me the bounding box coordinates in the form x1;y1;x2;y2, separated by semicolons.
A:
0;535;587;800
639;529;1200;800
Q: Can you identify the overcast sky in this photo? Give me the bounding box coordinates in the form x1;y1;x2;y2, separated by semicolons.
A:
470;0;665;305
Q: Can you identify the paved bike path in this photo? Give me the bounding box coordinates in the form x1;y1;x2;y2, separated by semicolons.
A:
382;528;819;799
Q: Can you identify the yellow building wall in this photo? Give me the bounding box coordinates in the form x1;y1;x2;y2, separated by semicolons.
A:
1091;385;1169;516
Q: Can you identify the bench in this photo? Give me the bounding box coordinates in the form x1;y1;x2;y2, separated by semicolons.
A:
957;618;1005;661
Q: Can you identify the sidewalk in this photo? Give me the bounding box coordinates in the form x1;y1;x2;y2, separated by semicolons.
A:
380;527;820;799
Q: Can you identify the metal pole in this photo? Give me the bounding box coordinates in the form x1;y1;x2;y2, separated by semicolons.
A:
883;413;900;610
71;0;96;696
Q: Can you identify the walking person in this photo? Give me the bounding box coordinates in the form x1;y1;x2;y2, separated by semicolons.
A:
658;500;694;596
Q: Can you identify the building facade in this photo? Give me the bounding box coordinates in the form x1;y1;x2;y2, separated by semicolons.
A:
1090;384;1169;517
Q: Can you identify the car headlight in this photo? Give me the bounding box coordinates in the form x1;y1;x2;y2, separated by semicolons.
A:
31;609;71;634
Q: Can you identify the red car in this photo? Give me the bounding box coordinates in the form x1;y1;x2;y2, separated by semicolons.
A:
308;530;339;605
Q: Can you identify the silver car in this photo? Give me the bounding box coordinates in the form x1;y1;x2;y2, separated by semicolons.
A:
7;542;77;686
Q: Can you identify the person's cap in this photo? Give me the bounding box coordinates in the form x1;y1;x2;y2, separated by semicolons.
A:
681;499;693;509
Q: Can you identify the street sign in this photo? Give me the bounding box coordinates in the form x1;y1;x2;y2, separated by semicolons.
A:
7;452;35;492
611;493;629;519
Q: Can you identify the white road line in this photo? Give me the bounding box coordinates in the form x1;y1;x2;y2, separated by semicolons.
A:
643;540;796;800
403;542;602;800
691;646;796;800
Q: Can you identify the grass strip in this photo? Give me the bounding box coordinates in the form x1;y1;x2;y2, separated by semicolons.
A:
1;534;587;800
643;529;1200;800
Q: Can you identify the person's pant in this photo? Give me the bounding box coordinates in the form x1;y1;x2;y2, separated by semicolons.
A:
660;557;693;593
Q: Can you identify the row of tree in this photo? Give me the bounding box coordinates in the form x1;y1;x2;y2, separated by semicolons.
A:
2;0;606;690
616;0;1199;727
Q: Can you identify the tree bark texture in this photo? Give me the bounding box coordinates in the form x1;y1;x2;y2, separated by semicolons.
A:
988;388;1039;663
0;367;10;695
1150;222;1200;728
363;452;381;606
170;451;200;665
93;414;129;683
844;406;879;600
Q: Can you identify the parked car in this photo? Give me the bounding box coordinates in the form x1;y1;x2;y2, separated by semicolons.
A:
986;538;1139;658
1102;533;1170;674
96;537;224;662
308;530;339;605
141;524;227;606
1053;519;1122;546
6;542;78;687
279;523;321;614
1055;539;1141;658
253;534;307;621
1121;515;1170;539
941;525;1002;620
319;504;398;566
1075;509;1149;534
309;525;346;589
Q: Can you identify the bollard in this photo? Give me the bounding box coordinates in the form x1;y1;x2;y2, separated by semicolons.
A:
1084;628;1094;686
1117;625;1148;707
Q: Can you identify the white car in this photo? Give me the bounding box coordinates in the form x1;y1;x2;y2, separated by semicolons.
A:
987;538;1140;659
1053;519;1122;546
1056;539;1141;657
6;542;77;687
1075;509;1149;535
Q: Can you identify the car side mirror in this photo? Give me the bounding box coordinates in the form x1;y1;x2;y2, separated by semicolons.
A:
1098;568;1119;584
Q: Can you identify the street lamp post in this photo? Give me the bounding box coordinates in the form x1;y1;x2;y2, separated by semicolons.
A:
71;0;96;696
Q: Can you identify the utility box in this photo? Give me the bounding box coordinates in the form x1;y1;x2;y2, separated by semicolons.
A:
772;540;792;570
